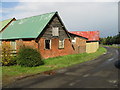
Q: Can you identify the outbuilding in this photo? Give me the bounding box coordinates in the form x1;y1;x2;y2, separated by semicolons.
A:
69;32;88;53
70;31;100;53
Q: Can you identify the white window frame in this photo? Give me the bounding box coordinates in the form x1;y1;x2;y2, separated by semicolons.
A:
44;39;51;49
72;37;76;44
10;41;16;50
59;39;64;49
0;41;2;46
52;27;59;36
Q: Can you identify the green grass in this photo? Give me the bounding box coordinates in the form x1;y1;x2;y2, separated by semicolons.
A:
102;45;120;48
2;46;107;86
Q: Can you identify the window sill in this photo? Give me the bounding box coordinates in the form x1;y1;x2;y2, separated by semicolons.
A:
58;48;64;49
52;36;59;37
44;49;51;50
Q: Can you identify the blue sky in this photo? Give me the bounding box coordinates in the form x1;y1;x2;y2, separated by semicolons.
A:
2;2;19;8
0;0;119;37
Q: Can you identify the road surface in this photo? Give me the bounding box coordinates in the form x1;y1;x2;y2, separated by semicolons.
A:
4;47;119;88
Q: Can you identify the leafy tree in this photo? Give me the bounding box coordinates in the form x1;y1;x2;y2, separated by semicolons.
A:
100;32;120;45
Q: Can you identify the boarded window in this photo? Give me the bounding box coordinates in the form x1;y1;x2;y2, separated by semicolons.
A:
45;40;51;49
10;41;16;50
59;40;64;49
52;27;59;36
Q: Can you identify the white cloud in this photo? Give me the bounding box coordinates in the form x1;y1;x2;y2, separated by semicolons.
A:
1;2;118;37
2;2;57;19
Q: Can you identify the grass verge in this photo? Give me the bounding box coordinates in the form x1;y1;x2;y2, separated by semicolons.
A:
2;46;107;86
102;45;120;48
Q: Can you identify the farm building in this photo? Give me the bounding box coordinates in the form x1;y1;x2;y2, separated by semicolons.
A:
70;31;100;53
0;12;87;58
69;32;87;53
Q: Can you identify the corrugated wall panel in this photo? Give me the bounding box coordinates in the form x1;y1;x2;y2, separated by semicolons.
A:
86;42;99;53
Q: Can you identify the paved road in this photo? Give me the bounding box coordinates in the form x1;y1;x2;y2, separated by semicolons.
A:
5;47;119;88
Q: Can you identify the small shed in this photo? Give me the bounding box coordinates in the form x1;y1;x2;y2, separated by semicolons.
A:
70;31;100;53
69;32;88;53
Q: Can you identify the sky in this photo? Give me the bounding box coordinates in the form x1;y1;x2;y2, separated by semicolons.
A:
0;0;119;37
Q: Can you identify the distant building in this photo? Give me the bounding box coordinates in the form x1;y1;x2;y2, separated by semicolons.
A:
70;31;100;53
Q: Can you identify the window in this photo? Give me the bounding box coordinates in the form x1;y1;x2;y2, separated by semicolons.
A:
45;40;51;49
72;37;76;44
52;27;59;36
0;41;2;46
10;41;16;50
59;40;64;49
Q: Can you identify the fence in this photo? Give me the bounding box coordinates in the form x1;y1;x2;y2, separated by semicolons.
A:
1;50;17;57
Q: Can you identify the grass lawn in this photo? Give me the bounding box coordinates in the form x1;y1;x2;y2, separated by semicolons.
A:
103;45;120;48
2;46;107;86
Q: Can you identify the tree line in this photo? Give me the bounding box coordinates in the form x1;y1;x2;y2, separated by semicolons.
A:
100;32;120;45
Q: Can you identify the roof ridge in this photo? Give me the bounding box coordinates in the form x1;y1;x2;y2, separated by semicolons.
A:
16;11;57;21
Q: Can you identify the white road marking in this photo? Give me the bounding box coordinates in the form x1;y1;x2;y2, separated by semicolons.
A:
108;58;114;61
115;50;119;55
69;80;81;86
103;53;107;54
108;80;117;84
83;74;90;77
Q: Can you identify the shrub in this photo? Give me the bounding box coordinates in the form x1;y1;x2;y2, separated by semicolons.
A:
16;46;44;67
1;43;17;66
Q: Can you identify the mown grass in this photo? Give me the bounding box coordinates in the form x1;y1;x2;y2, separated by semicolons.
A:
2;46;107;86
102;45;120;48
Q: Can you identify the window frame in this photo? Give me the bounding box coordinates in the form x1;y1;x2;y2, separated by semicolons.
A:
44;39;51;50
0;41;2;46
10;41;16;50
58;39;64;49
72;37;76;44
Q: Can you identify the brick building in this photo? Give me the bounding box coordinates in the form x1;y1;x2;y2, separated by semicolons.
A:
69;32;87;54
70;31;100;53
0;12;87;58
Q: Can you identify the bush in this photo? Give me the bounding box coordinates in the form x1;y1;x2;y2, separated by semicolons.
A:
1;43;17;66
16;46;44;67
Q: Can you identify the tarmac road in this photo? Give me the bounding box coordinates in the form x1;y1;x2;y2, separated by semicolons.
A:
4;47;119;88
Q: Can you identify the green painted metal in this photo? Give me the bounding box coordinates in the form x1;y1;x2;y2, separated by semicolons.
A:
0;18;13;31
0;12;56;40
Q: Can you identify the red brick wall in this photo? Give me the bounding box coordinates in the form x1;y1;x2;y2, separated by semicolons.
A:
76;37;86;53
72;37;86;54
16;40;38;51
38;38;75;59
1;37;86;59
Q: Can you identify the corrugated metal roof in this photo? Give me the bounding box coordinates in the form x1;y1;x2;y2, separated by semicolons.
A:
70;31;100;41
0;12;56;40
0;18;14;31
68;32;88;40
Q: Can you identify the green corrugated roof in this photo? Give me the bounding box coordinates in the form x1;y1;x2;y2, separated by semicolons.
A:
0;12;56;40
0;18;13;31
